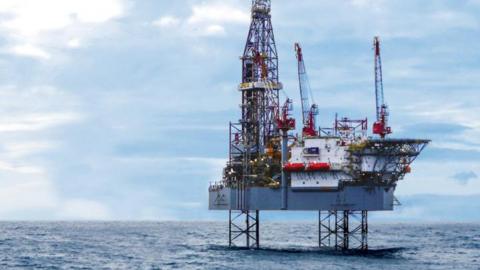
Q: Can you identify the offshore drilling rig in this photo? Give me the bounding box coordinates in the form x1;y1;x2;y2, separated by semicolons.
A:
208;0;429;250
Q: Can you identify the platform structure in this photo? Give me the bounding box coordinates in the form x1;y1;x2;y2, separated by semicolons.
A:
210;137;429;250
207;0;429;251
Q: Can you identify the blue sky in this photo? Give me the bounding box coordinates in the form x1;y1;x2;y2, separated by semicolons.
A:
0;0;479;221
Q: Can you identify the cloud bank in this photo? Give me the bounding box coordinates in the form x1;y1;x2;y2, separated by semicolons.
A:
0;0;477;220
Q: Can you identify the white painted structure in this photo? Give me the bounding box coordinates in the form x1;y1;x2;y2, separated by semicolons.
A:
289;137;354;189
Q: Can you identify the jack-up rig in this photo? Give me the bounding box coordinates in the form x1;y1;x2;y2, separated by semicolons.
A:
208;0;430;250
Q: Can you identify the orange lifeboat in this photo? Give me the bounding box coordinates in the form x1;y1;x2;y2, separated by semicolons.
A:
306;162;330;171
283;162;305;172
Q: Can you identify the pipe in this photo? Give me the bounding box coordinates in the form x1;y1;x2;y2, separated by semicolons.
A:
281;130;288;210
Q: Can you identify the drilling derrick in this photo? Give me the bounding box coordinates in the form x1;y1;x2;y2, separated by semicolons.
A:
295;43;318;138
372;36;392;139
241;0;280;153
209;2;429;251
213;0;283;249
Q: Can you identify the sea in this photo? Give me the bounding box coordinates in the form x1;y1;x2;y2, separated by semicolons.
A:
0;222;478;269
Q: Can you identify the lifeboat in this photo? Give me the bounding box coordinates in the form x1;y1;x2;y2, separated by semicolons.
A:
283;162;305;172
306;162;330;171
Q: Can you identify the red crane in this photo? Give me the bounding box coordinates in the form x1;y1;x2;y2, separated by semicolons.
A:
372;36;392;139
295;43;318;137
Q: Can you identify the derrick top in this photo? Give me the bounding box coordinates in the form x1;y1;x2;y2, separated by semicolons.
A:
374;36;381;57
252;0;271;16
241;0;279;84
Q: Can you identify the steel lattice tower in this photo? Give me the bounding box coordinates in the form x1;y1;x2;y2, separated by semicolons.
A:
240;0;281;155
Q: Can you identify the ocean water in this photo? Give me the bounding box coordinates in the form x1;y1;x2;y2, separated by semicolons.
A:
0;222;478;269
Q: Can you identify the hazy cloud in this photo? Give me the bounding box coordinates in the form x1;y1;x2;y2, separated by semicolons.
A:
451;171;478;185
0;0;478;220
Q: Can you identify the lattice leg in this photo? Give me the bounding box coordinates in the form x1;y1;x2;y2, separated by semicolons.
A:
229;210;260;249
319;210;368;250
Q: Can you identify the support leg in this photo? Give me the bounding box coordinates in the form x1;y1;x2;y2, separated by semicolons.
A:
318;210;368;251
246;211;250;248
319;210;336;249
318;211;320;248
362;210;368;250
255;210;260;248
228;210;260;249
229;210;232;247
333;211;341;249
343;211;349;250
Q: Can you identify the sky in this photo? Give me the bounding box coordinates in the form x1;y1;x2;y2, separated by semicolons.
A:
0;0;479;221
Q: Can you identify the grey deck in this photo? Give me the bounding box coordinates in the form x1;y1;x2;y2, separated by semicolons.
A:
209;186;395;211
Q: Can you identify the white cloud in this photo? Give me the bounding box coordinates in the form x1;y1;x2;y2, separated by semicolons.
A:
350;0;385;10
153;1;249;37
10;44;50;59
153;16;180;28
0;0;126;36
405;102;480;131
68;0;125;23
2;141;56;158
431;141;480;152
0;161;44;174
0;85;83;132
186;3;249;25
203;24;226;36
0;112;82;132
67;38;81;48
0;0;128;60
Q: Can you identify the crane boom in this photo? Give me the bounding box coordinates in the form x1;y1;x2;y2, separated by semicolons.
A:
294;43;318;137
295;43;310;124
372;36;392;138
374;36;384;121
